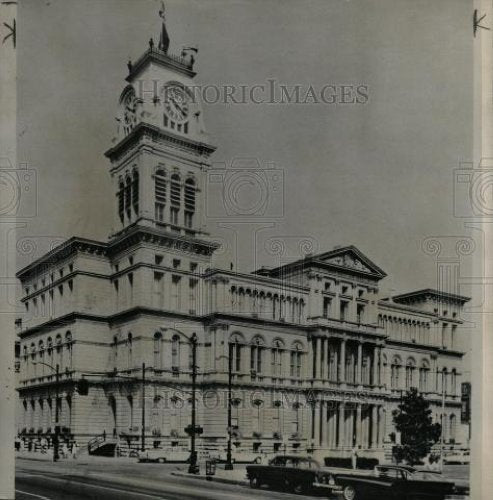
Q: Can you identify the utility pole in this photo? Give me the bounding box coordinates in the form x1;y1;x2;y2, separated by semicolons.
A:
141;362;146;452
53;363;60;462
225;342;233;470
439;370;446;472
188;333;199;474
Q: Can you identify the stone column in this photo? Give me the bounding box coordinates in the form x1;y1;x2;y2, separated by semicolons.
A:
313;401;321;445
356;403;362;447
378;406;385;446
357;342;363;385
339;339;346;383
371;405;378;448
315;337;322;380
373;347;379;386
322;338;329;380
338;402;345;448
320;401;326;446
307;338;314;380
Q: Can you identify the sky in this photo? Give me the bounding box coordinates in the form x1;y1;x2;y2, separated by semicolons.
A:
17;0;475;316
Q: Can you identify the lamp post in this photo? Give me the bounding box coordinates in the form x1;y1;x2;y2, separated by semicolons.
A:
188;333;199;474
141;362;146;452
33;361;60;461
217;345;234;470
225;343;233;470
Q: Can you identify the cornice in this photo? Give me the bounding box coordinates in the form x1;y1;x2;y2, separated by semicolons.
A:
104;122;216;163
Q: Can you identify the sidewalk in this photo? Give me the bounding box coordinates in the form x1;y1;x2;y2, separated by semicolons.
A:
15;451;136;465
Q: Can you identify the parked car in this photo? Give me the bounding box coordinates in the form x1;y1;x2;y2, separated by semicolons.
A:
138;448;190;463
246;455;336;494
443;450;470;465
213;448;263;464
332;464;456;500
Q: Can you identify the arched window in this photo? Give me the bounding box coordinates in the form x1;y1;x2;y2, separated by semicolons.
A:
251;337;264;375
127;333;133;370
154;332;163;370
170;173;181;226
47;337;53;370
132;170;139;215
118;179;125;223
229;333;243;373
154;168;167;222
271;340;283;378
419;360;430;392
184;178;196;229
55;334;63;371
451;369;457;395
442;368;448;394
381;354;388;388
38;340;45;377
391;356;401;389
171;334;180;369
405;358;416;389
290;342;303;378
65;331;73;372
125;176;132;220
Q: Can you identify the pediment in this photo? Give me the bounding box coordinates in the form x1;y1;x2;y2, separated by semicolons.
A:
313;246;386;278
322;253;373;273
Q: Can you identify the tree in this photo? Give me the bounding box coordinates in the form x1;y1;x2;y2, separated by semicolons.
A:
392;388;441;465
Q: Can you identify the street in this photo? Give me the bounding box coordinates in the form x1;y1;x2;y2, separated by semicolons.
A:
15;458;322;500
15;457;469;500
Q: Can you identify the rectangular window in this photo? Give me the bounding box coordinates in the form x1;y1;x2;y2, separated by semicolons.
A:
323;297;331;318
189;279;198;314
190;262;198;272
153;272;164;308
171;275;181;310
184;211;193;228
155;254;164;266
173;259;181;269
340;301;348;321
170;207;179;225
356;304;365;323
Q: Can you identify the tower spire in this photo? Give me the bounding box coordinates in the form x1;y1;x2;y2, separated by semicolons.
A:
158;1;170;53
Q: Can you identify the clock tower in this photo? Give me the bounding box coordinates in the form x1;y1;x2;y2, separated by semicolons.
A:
104;7;216;240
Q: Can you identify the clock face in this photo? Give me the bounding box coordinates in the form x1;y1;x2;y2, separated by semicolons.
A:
122;93;137;135
163;85;190;124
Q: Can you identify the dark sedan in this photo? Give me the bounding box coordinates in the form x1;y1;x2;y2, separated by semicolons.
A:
246;455;336;494
333;465;456;500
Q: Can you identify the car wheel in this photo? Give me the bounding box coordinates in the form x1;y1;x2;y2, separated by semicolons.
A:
342;484;357;500
157;457;166;464
249;476;261;489
292;481;309;495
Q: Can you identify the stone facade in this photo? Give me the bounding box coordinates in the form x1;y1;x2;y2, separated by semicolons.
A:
15;24;468;463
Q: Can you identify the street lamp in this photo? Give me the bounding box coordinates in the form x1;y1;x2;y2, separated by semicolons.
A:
188;332;199;474
217;343;234;470
32;361;60;461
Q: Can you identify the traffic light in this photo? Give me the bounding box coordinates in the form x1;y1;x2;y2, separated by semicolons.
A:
76;378;89;395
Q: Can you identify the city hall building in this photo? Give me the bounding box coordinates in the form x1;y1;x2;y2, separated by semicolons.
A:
15;13;468;462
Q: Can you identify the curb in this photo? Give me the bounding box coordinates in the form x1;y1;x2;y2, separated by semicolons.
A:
170;470;248;487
